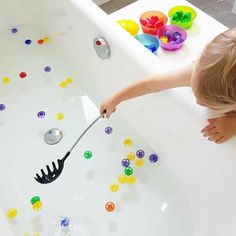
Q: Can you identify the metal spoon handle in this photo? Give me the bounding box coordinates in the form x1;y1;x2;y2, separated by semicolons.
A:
69;115;102;153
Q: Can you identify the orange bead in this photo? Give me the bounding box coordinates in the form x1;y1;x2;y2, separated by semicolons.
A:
105;201;115;212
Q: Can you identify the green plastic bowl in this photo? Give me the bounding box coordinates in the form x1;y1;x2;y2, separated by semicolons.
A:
168;5;197;29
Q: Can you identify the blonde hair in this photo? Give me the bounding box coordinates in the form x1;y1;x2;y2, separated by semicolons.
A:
192;28;236;108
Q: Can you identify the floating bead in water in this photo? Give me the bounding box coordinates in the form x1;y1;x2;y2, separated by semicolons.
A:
2;77;11;84
59;81;67;88
127;175;136;184
149;153;158;163
44;66;51;72
37;39;44;45
11;28;18;33
0;104;6;111
110;183;119;192
118;174;127;184
65;77;73;84
121;158;130;167
135;158;144;167
37;111;45;118
61;216;70;228
160;36;168;44
25;39;32;45
7;208;17;219
56;113;64;120
84;150;92;159
136;149;145;158
19;72;27;79
127;152;135;160
123;138;132;147
105;201;115;212
31;196;40;205
32;200;43;211
105;126;113;134
124;166;133;176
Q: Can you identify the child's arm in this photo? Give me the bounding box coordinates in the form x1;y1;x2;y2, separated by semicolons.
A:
100;62;194;118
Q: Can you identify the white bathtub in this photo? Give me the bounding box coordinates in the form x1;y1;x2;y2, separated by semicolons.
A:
0;0;236;236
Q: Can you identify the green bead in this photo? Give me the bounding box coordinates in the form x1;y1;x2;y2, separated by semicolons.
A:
176;10;183;18
84;150;92;159
124;167;133;176
31;196;40;205
183;12;192;21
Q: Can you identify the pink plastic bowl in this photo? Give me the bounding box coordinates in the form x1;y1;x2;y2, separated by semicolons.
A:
157;25;187;51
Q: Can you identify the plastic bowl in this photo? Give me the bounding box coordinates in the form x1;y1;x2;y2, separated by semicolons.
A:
135;33;159;54
157;25;187;51
168;5;197;29
117;19;139;36
139;10;168;35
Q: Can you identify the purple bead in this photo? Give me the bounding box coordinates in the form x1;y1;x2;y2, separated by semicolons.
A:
11;28;18;33
105;126;113;134
136;149;145;158
0;104;6;111
121;158;130;167
173;32;181;39
149;154;158;163
164;30;171;39
61;216;70;227
44;66;51;72
25;39;32;45
37;111;45;118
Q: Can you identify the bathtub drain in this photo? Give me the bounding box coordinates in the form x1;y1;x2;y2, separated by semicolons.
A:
44;128;63;145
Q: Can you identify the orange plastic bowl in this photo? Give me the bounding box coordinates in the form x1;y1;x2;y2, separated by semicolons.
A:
139;10;168;35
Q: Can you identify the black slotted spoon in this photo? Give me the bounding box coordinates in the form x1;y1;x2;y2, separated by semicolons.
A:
34;115;102;184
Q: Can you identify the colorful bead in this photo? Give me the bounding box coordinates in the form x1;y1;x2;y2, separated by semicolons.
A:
160;36;168;43
136;149;145;158
121;158;130;167
105;126;113;134
0;104;6;111
56;113;64;120
44;66;51;72
149;154;158;163
61;216;70;227
59;81;67;88
127;152;135;160
19;72;27;78
43;37;50;42
148;44;157;52
31;196;40;205
25;39;32;45
3;77;11;84
124;166;133;176
110;183;119;192
7;208;17;218
135;158;144;167
37;111;45;118
11;28;18;33
84;150;92;159
127;175;136;184
37;39;44;45
32;201;43;211
65;77;73;84
105;201;115;212
123;138;133;147
118;174;127;184
164;30;172;39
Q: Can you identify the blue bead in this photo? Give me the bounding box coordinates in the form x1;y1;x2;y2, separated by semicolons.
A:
149;154;158;163
25;39;32;45
11;28;17;33
37;111;45;118
105;126;113;134
44;66;51;72
61;216;70;227
0;104;6;111
121;158;130;167
136;149;145;158
149;44;157;52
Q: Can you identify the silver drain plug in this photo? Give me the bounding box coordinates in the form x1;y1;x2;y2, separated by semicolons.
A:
44;128;63;145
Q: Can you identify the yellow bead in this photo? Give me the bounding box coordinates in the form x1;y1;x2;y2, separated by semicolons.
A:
2;77;11;84
32;201;43;211
118;174;127;184
123;138;132;147
127;175;136;184
59;81;67;88
43;37;49;42
160;36;168;43
56;113;64;120
110;183;119;192
127;152;135;160
135;158;144;167
7;208;17;218
65;77;73;84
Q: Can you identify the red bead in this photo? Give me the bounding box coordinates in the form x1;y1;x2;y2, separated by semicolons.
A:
96;40;101;46
37;39;44;45
105;201;115;212
155;21;164;28
19;72;27;78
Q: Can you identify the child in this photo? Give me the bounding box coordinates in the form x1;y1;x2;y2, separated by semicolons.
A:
100;28;236;144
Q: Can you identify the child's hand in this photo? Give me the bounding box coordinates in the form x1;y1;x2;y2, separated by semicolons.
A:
201;116;236;143
100;98;117;118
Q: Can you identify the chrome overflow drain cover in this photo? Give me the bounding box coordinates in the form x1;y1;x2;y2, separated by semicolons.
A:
44;128;63;145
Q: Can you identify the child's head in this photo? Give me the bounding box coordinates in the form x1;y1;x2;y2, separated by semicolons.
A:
191;28;236;113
